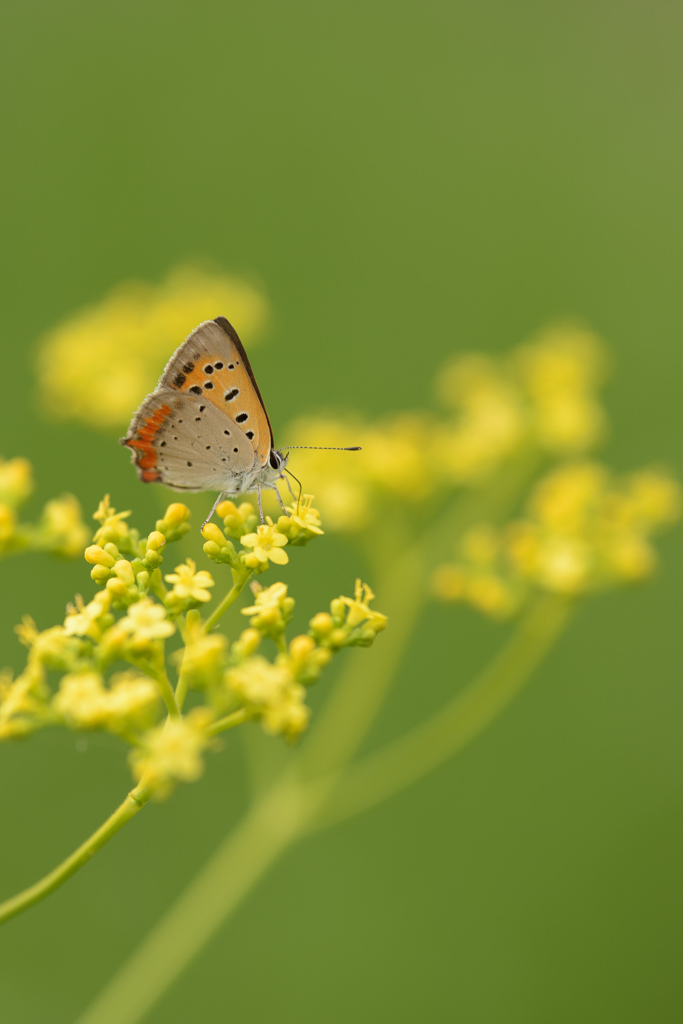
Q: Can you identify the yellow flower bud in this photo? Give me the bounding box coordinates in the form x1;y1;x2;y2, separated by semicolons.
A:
309;612;334;636
232;628;261;658
164;503;190;526
289;634;316;660
91;565;113;584
84;545;116;568
146;530;166;551
113;559;136;585
329;628;348;648
106;577;130;599
202;522;226;545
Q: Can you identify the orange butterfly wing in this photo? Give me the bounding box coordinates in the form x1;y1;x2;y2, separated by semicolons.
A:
158;317;274;465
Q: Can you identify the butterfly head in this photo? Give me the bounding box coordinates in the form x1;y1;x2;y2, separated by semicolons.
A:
262;447;289;482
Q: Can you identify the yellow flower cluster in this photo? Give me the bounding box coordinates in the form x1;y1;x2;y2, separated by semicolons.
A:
223;578;385;739
54;671;159;735
432;463;682;618
285;322;609;531
0;494;387;795
201;496;325;575
0;456;89;560
36;265;269;430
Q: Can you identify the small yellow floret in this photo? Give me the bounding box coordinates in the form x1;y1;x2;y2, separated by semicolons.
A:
165;559;215;603
241;522;289;567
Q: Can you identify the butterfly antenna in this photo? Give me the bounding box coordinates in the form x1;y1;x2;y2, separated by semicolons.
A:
279;445;362;451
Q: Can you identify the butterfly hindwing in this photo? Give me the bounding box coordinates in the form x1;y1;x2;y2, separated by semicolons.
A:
123;388;255;491
158;318;273;466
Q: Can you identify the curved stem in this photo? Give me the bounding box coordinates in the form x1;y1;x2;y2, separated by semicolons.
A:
307;593;572;831
0;782;151;926
153;667;180;718
203;570;251;633
207;707;252;736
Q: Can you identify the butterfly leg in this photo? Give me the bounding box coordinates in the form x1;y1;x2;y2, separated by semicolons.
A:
258;481;289;517
268;481;289;515
201;490;227;530
256;483;265;524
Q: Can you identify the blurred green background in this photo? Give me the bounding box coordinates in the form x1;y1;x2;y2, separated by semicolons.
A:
1;1;682;1021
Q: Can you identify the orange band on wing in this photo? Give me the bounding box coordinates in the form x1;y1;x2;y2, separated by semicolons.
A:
123;404;172;483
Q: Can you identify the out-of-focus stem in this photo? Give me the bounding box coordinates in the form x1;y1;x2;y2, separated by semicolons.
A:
308;593;572;830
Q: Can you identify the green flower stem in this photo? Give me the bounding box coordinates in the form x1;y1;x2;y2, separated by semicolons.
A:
203;570;251;633
307;592;572;831
207;708;252;736
0;782;152;927
174;610;202;711
153;667;180;718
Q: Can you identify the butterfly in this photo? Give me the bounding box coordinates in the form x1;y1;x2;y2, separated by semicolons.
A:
121;316;359;525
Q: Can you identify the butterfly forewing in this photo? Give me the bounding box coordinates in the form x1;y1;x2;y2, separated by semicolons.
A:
158;318;273;465
124;389;255;491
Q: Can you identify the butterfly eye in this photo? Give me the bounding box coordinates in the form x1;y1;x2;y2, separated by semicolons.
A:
269;450;282;470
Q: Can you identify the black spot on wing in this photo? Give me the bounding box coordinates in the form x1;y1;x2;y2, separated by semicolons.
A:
236;412;248;423
172;372;186;388
190;385;203;395
224;388;239;401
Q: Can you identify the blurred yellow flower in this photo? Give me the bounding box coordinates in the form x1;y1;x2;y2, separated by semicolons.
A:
225;656;309;739
63;591;111;639
130;710;213;798
432;458;682;617
36;265;269;430
0;457;33;506
117;597;175;642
